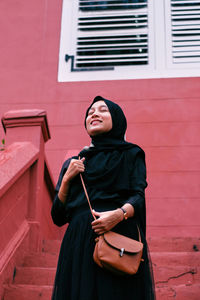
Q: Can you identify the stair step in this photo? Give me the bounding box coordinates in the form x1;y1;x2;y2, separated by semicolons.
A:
22;252;58;267
21;251;200;268
148;237;200;252
41;240;61;254
3;284;52;300
156;283;200;300
42;237;200;254
14;267;56;285
154;266;200;286
13;265;199;287
151;251;200;267
3;283;200;300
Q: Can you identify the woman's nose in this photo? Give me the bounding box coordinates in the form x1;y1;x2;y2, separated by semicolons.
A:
91;111;99;117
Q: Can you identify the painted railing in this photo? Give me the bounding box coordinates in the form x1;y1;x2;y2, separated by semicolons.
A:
0;110;64;298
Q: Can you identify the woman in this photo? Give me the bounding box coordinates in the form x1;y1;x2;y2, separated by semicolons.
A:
51;96;155;300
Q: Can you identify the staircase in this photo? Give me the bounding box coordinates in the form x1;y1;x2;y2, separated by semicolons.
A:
2;240;60;300
2;238;200;300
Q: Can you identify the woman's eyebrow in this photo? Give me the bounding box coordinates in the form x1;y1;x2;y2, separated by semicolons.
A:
99;105;108;109
89;105;108;112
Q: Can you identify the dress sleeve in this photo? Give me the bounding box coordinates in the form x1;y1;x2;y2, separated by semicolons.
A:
51;159;71;226
126;150;147;217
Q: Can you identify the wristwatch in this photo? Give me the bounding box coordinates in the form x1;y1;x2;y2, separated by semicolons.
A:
120;207;128;220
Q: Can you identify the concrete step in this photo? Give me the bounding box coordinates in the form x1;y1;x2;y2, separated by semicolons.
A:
151;251;200;267
3;283;200;300
148;237;200;252
14;267;56;286
154;265;200;286
13;265;199;287
42;237;200;254
41;240;61;254
156;283;200;300
22;251;200;269
3;284;52;300
22;252;58;268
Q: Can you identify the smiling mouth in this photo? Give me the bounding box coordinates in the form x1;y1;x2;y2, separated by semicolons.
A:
91;120;102;125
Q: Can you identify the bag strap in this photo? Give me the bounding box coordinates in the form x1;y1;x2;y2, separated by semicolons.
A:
79;158;97;220
80;173;97;220
79;158;142;243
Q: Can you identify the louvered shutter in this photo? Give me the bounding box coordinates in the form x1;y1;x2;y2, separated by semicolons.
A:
58;0;200;81
65;0;149;71
170;0;200;64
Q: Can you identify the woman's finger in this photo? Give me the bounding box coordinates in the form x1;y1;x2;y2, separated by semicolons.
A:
92;218;102;226
71;159;85;171
92;222;107;231
72;161;82;168
64;158;85;181
93;210;101;217
91;221;100;228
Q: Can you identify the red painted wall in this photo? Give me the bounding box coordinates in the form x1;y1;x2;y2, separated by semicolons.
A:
0;0;200;237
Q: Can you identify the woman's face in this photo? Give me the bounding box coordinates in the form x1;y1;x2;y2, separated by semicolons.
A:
86;101;112;136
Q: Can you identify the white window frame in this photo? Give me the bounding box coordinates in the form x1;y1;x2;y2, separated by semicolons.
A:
58;0;200;82
165;0;200;70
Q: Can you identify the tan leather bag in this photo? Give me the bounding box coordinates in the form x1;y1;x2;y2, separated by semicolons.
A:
93;228;143;276
80;171;144;276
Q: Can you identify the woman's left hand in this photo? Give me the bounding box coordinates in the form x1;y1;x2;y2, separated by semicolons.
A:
91;209;123;235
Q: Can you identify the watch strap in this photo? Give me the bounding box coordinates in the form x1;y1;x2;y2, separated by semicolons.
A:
120;207;128;220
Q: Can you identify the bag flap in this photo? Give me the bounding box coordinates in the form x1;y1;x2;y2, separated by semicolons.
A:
103;231;143;253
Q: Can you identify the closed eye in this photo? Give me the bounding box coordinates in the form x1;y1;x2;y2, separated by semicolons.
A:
88;109;94;116
87;104;109;116
99;107;109;113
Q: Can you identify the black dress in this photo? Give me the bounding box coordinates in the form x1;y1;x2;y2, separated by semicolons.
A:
51;151;156;300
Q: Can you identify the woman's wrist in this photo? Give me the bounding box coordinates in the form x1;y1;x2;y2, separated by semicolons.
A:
116;204;134;222
122;203;134;219
116;208;124;222
62;173;72;184
58;180;71;203
119;207;129;220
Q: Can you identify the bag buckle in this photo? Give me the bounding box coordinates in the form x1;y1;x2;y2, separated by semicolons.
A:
120;248;125;257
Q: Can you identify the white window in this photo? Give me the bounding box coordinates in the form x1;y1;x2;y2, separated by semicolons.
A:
58;0;200;82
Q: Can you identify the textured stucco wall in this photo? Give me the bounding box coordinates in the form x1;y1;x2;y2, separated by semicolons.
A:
0;0;200;236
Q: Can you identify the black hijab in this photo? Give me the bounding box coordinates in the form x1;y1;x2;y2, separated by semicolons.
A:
79;96;145;194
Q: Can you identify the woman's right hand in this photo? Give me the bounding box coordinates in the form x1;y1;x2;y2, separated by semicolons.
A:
58;157;85;203
62;157;85;183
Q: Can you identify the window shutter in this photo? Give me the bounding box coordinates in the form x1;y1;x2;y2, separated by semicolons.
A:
58;0;200;81
66;0;149;71
170;0;200;64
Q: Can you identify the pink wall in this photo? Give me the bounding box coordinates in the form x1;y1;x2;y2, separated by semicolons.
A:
0;0;200;237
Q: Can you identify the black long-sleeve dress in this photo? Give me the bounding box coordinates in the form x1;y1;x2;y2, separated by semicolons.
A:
51;150;155;300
